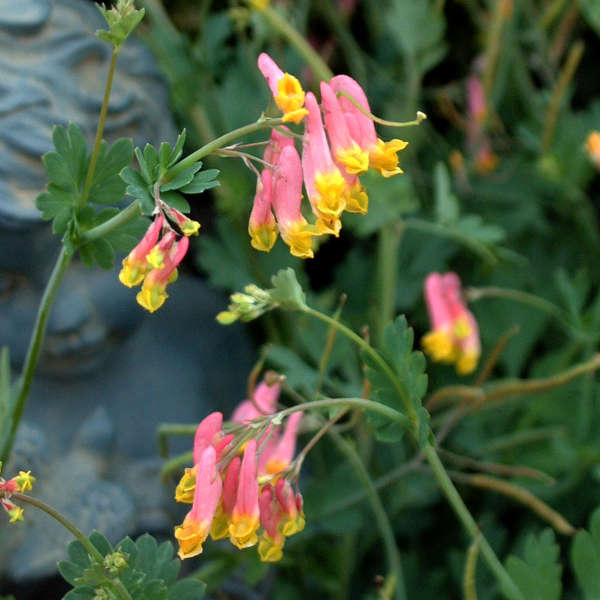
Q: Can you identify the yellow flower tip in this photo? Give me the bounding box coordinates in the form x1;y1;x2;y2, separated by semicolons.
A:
118;260;146;288
456;351;479;376
422;329;456;363
174;468;196;504
282;108;309;124
281;220;316;259
16;471;35;493
229;515;260;549
369;138;408;177
136;284;168;313
258;536;284;562
316;215;341;238
181;220;201;237
275;74;306;117
249;223;278;252
314;170;347;218
336;143;369;175
146;246;165;269
210;507;230;541
8;506;24;523
344;184;369;215
266;458;289;476
280;513;305;537
453;316;472;340
174;518;210;559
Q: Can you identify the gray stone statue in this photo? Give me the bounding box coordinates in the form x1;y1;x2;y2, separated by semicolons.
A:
0;0;252;589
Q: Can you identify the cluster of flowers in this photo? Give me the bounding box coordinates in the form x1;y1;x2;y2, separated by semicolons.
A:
248;52;409;258
0;465;35;523
174;380;304;563
118;204;200;313
422;272;481;375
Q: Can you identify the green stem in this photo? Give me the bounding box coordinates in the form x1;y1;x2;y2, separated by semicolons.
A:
13;493;103;562
302;306;415;421
0;247;72;463
276;397;409;427
79;49;119;209
14;494;132;600
167;117;284;180
259;3;333;82
423;445;524;600
80;201;141;243
329;429;406;600
375;224;403;345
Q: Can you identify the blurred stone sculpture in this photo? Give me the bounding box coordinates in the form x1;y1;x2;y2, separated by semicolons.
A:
0;0;252;585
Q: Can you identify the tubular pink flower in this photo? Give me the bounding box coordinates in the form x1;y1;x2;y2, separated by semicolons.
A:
302;92;347;235
257;53;308;124
118;214;164;287
211;456;241;540
231;380;281;423
320;81;369;176
329;75;408;178
258;484;285;562
175;412;226;504
136;235;190;313
175;446;222;559
165;207;201;237
422;272;481;375
259;412;302;476
264;127;295;165
249;169;278;252
275;479;305;536
272;144;319;258
229;439;260;549
146;230;176;270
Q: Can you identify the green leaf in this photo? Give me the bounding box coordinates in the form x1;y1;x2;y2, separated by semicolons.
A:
92;138;133;184
96;4;145;48
180;169;220;194
169;130;186;167
572;506;600;599
269;268;307;311
43;151;76;190
554;268;589;320
505;529;562;600
135;533;158;575
166;579;206;600
89;174;127;206
67;541;92;569
58;561;83;586
578;0;600;36
363;316;427;443
434;162;459;224
89;531;113;557
143;144;160;182
0;347;11;423
121;166;154;215
63;586;96;600
161;191;190;213
161;163;203;192
90;238;115;270
53;206;75;235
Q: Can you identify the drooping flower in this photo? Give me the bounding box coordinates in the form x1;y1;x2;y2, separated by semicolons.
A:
136;235;189;313
329;75;408;178
422;272;480;375
210;456;241;540
1;467;35;523
258;484;285;562
229;439;260;549
257;53;308;124
118;214;164;287
165;206;201;237
231;380;281;423
174;446;222;559
272;144;320;258
249;169;278;252
302;92;348;235
258;412;302;477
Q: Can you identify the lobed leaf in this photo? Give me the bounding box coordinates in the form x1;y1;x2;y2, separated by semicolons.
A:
572;506;600;599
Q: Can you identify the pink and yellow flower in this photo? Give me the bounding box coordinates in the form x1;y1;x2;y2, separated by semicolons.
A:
258;53;308;124
118;214;164;287
422;272;481;375
248;169;278;252
329;75;408;178
174;445;222;559
272;144;320;258
302;92;348;235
